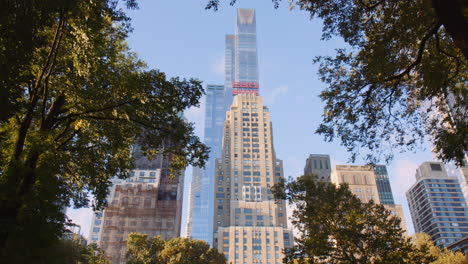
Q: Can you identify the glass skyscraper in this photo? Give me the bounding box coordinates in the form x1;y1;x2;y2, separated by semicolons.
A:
187;84;227;245
373;165;396;205
406;162;468;247
187;8;262;245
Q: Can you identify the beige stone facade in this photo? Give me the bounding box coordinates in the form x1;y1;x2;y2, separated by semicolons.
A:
330;165;407;233
213;94;292;264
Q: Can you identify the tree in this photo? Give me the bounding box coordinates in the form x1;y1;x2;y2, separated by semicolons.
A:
207;0;467;166
12;238;111;264
272;174;415;263
0;0;208;260
126;233;226;264
410;233;467;264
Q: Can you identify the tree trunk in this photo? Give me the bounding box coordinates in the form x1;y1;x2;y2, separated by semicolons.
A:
431;0;468;60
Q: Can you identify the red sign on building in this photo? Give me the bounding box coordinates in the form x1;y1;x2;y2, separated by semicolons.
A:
232;82;259;88
232;82;259;95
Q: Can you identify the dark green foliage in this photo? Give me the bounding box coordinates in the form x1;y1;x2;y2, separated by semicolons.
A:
126;233;226;264
272;175;414;263
0;0;208;261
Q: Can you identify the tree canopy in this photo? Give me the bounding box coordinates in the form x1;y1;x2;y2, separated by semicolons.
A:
0;0;208;259
272;174;414;263
410;233;467;264
126;233;226;264
207;0;467;166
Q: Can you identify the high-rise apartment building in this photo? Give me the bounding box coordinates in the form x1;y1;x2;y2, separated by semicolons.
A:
330;165;407;232
406;161;468;247
304;154;331;181
89;148;184;264
213;94;292;264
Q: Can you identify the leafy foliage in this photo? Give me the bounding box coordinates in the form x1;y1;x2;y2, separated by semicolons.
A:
5;236;111;264
272;174;415;263
126;233;226;264
0;0;208;259
410;233;467;264
207;0;467;166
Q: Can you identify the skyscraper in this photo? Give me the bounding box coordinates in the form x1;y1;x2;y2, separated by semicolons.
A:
187;84;227;245
89;147;184;264
373;165;396;205
187;8;261;244
406;161;468;247
210;9;292;263
213;94;292;264
304;154;331;181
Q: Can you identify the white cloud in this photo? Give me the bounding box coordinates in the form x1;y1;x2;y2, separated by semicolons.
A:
66;207;94;239
264;85;289;105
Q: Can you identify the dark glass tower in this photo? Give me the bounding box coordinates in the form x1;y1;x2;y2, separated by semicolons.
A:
373;165;396;205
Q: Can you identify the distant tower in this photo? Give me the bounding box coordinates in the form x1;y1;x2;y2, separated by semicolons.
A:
373;165;395;205
406;162;468;247
330;165;407;232
213;94;292;263
304;154;331;181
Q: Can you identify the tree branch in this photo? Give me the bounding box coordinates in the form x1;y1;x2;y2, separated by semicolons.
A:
385;22;441;82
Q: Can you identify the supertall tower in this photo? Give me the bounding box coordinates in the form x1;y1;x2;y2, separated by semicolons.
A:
187;8;261;245
212;9;292;263
213;94;292;263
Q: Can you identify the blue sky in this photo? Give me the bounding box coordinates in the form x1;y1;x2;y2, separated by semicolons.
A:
68;0;435;239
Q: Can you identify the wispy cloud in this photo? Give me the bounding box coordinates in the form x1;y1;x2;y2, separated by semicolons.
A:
264;85;289;105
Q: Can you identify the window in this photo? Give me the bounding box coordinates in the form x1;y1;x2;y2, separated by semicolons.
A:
93;227;100;233
430;163;442;171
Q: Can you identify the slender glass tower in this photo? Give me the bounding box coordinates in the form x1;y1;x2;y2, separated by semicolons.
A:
187;84;227;245
187;8;261;245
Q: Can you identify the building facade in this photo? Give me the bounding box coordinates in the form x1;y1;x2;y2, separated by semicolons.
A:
330;165;407;232
89;149;184;264
304;154;331;181
187;84;228;245
213;94;292;264
406;161;468;247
